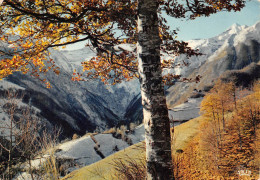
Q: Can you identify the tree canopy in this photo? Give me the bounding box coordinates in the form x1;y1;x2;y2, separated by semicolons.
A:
0;0;245;85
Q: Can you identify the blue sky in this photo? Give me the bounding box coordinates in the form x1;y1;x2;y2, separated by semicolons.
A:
66;0;260;50
168;0;260;41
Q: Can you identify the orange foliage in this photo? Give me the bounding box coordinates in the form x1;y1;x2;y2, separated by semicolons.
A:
0;0;245;86
174;81;260;179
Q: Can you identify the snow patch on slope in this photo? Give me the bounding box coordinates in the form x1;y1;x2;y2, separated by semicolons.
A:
54;131;141;171
167;21;260;76
234;21;260;46
169;97;203;121
57;135;100;167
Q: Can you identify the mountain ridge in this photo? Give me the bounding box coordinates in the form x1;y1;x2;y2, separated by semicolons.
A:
0;21;260;138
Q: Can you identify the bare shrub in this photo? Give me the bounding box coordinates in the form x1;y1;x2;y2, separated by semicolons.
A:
129;123;136;133
0;90;42;179
0;89;61;179
111;142;146;180
37;127;61;179
102;127;116;134
72;133;79;140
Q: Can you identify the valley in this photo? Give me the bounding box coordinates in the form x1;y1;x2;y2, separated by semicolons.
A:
0;21;260;179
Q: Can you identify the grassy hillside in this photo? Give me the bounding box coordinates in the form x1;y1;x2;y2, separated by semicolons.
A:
63;80;260;180
62;116;202;180
173;81;260;179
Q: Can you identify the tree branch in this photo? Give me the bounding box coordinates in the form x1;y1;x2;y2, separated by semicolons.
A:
4;0;108;23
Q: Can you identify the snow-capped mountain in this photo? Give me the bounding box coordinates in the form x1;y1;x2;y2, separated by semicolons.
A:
1;21;260;138
166;21;260;107
168;22;259;77
125;21;260;122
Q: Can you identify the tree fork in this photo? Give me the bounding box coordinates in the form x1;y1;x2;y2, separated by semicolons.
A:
137;0;174;179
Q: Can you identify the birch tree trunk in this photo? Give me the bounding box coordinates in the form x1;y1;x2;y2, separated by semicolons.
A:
137;0;174;179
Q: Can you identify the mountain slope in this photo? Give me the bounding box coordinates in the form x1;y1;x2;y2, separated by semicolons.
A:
167;21;260;107
61;116;203;180
1;47;140;137
1;21;260;138
125;22;260;123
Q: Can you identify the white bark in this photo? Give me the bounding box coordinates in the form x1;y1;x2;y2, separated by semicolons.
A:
137;0;174;179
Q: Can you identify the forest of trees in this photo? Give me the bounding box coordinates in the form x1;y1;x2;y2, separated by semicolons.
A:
173;80;260;179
